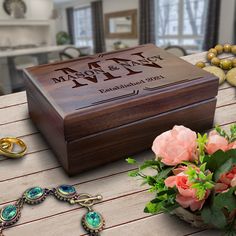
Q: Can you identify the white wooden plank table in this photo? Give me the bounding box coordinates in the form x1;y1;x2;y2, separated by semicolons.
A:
0;53;235;236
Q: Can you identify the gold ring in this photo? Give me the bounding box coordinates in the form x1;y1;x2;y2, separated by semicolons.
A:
0;137;27;159
0;139;13;151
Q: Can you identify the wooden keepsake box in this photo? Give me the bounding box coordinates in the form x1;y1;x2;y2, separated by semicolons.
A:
24;44;219;175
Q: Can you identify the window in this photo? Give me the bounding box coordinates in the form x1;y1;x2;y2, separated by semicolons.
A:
155;0;208;51
74;7;93;49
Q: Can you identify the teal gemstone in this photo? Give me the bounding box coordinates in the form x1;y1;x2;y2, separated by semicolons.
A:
25;187;44;200
58;185;76;196
1;205;17;221
85;212;102;229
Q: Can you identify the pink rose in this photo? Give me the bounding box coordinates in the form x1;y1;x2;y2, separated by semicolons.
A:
214;183;228;193
165;172;209;211
205;131;228;155
219;166;236;188
152;126;197;166
172;166;188;175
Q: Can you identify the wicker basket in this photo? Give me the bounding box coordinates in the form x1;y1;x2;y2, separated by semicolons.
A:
171;207;236;229
171;207;210;228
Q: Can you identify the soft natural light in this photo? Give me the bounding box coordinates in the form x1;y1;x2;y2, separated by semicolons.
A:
74;7;93;49
155;0;208;51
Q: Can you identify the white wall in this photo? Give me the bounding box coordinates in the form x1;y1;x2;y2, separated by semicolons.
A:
0;0;53;20
0;0;56;46
219;0;235;44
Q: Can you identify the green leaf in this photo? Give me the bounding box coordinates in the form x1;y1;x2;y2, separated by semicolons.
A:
191;183;202;188
224;228;236;236
197;133;208;163
156;167;173;181
191;183;206;200
200;163;207;172
148;179;168;193
199;172;206;180
230;124;236;142
161;194;179;212
150;198;162;204
144;201;161;214
185;166;198;181
156;189;176;197
162;202;179;212
214;187;236;212
204;182;214;189
181;161;194;165
215;125;229;140
126;157;137;164
128;169;139;177
206;173;213;181
139;160;161;171
203;149;236;180
146;176;157;186
214;159;236;181
204;150;229;171
201;206;227;229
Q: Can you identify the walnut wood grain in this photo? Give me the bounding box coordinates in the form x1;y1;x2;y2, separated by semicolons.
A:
24;44;219;140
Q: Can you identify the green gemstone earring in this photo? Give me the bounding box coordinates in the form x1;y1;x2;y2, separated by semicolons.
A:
0;185;105;236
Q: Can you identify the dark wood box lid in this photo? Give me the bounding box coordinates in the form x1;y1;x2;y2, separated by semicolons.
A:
24;44;218;141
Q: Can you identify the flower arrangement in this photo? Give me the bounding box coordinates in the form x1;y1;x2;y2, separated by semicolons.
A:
127;125;236;235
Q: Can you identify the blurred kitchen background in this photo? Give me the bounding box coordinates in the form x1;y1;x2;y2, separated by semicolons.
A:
0;0;235;95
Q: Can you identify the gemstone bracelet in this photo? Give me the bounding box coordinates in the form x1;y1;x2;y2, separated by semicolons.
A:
0;185;105;236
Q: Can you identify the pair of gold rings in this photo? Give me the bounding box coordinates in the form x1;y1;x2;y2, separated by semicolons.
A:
0;137;27;159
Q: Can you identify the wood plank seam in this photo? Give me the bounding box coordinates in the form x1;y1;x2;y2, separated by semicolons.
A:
18;131;39;139
0;102;27;110
4;189;148;229
0;148;50;163
0;165;60;183
219;86;234;91
183;229;207;236
216;120;236;127
81;214;155;236
216;101;236;109
0;167;139;206
0;118;29;126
